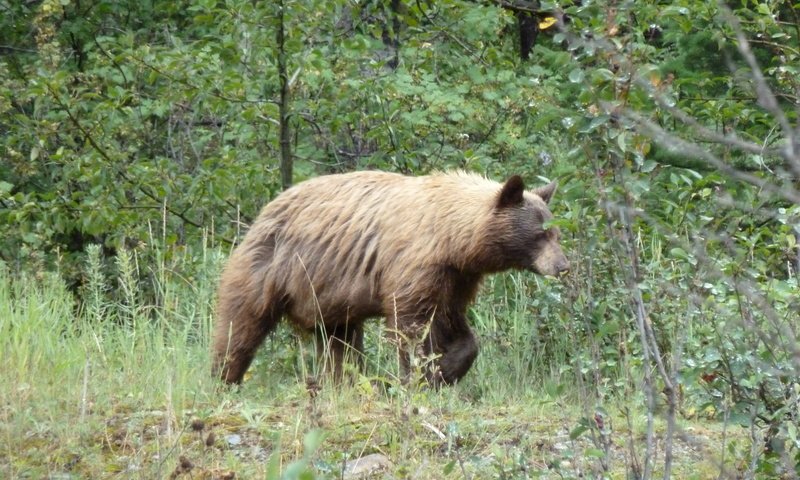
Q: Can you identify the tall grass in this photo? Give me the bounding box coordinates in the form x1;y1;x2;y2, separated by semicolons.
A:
1;238;754;478
0;239;588;477
0;244;220;478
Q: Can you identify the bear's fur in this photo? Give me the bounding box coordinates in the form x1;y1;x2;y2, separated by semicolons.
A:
213;171;569;385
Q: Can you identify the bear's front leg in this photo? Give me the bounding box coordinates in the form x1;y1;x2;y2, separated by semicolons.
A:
425;313;479;386
389;309;479;387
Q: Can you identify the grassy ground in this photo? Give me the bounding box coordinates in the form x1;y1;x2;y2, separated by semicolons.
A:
0;250;750;479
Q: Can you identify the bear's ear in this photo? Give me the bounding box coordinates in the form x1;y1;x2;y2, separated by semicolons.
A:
497;175;526;208
533;181;558;205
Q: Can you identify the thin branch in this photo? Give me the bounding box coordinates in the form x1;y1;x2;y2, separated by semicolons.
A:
721;11;800;184
486;0;540;14
718;4;796;162
277;0;293;190
620;109;800;205
560;5;799;182
632;90;780;158
615;202;655;480
0;45;38;53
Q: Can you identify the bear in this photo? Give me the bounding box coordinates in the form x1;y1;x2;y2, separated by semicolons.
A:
212;170;569;386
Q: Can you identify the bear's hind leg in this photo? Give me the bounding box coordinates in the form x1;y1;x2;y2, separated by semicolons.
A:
213;290;283;385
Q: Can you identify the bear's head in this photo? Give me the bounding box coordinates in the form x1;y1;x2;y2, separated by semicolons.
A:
491;175;570;277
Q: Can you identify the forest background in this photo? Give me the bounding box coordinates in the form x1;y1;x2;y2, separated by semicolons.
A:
1;0;799;478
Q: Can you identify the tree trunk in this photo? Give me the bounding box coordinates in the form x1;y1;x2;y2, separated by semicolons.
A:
277;0;293;190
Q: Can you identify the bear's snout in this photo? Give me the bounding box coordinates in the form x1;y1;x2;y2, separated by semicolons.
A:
555;256;570;276
531;242;569;278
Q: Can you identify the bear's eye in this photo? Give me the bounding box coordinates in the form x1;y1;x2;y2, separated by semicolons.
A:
531;230;547;241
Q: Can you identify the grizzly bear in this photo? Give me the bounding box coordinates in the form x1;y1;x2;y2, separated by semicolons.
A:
212;171;569;386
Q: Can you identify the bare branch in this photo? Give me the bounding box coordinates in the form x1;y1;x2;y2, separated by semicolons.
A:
718;3;799;175
620;108;800;204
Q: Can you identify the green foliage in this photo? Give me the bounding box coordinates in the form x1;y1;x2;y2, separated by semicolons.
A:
0;0;573;274
2;0;799;477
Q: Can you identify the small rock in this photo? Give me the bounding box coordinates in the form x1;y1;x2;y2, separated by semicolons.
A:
343;453;392;478
225;434;242;446
211;469;236;480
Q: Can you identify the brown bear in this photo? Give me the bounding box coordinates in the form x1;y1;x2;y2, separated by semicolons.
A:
212;170;569;386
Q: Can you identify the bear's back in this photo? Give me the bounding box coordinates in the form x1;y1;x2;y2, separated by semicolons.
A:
238;171;500;327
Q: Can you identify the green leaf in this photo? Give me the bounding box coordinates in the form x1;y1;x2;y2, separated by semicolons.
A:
617;132;627;152
302;429;324;456
591;68;615;84
579;115;609;133
670;248;688;260
266;440;281;479
568;68;584;83
641;160;657;173
569;424;589;440
585;448;605;458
